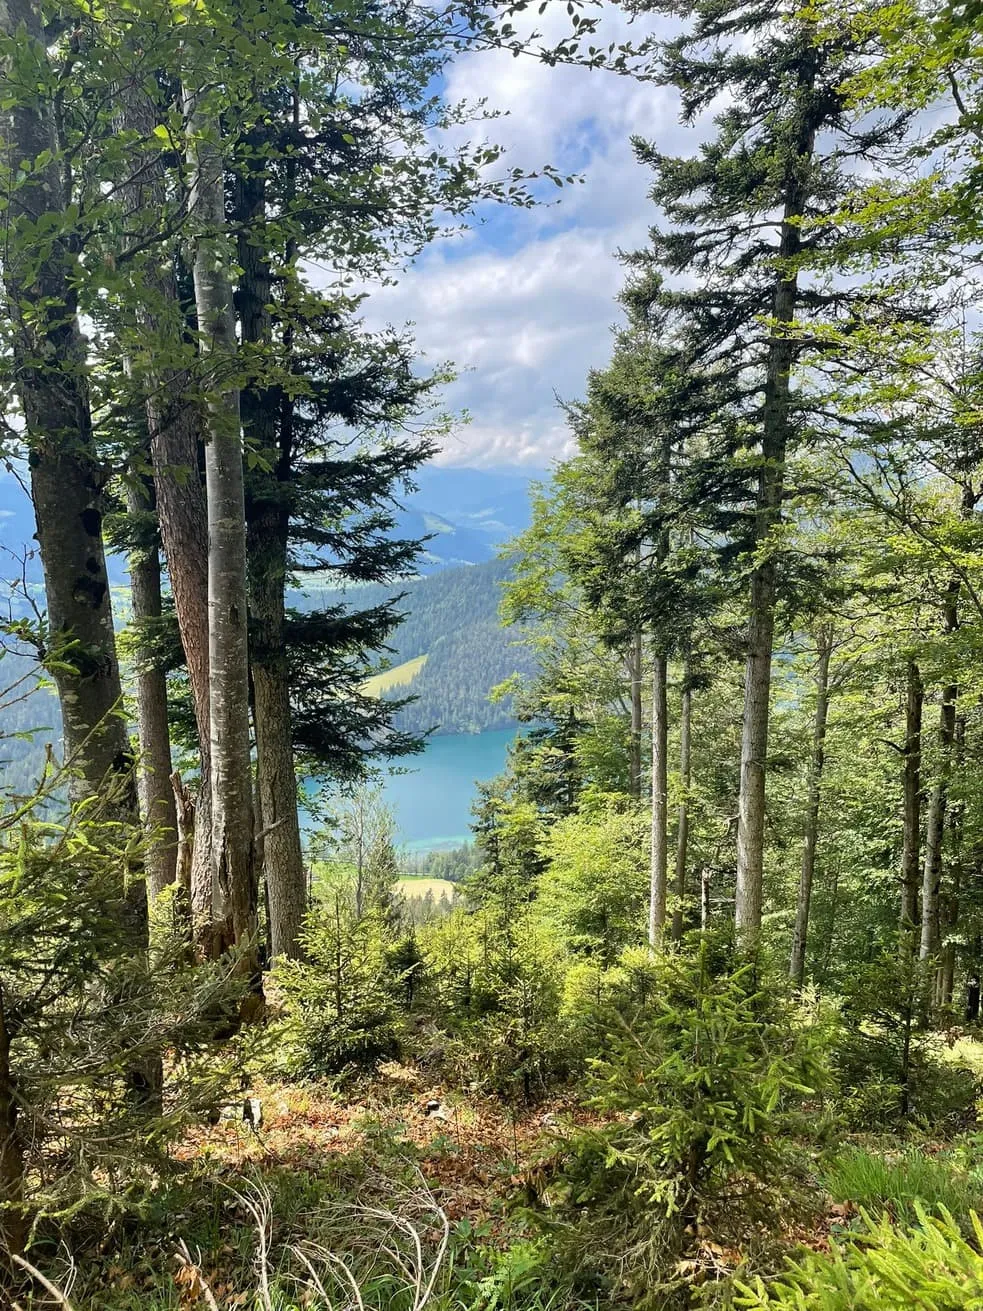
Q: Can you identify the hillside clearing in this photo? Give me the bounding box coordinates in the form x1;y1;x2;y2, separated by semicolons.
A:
397;875;457;901
362;653;428;696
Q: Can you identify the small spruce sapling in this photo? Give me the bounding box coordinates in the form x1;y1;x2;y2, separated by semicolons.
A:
544;938;828;1305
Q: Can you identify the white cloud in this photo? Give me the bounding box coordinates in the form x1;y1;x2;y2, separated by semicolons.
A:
348;7;694;467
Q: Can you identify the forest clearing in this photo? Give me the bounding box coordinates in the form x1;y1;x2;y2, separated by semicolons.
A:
6;0;983;1307
362;656;430;700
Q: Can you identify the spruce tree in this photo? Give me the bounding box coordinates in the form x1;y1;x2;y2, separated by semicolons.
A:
625;0;912;939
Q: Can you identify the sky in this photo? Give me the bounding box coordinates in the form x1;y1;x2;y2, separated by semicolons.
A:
358;4;687;472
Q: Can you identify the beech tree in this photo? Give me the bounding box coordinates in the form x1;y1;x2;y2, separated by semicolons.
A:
26;0;562;966
183;75;256;968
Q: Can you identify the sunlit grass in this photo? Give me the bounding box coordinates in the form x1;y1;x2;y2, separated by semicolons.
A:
362;653;428;697
822;1145;983;1235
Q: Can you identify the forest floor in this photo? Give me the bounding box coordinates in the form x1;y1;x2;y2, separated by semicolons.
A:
40;1037;983;1308
173;1065;569;1222
78;1069;582;1309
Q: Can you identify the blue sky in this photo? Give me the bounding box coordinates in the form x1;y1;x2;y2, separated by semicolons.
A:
357;4;686;470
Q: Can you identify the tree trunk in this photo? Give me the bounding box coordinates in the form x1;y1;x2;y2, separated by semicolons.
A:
629;631;643;801
789;626;832;988
671;672;693;943
236;130;307;961
938;715;966;1008
0;983;26;1266
252;637;306;958
171;772;195;905
919;687;956;964
920;587;959;966
117;75;216;952
649;652;669;948
700;865;711;930
184;86;257;966
126;477;178;901
735;87;817;943
939;872;959;1008
0;0;135;811
900;659;923;944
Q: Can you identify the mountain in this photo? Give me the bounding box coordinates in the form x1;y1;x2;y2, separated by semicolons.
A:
394;465;543;571
300;557;537;736
0;467;538;783
0;463;542;578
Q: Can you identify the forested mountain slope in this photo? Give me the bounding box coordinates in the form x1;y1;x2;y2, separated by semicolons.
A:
299;557;537;734
0;505;535;772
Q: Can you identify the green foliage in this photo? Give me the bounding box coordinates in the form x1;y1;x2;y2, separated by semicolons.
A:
273;897;413;1078
735;1208;983;1310
539;795;649;965
0;776;242;1248
544;943;827;1306
829;952;982;1133
420;907;570;1099
402;842;482;884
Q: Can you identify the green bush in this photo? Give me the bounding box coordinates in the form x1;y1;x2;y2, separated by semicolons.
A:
831;1023;980;1134
538;797;649;966
273;897;415;1077
540;941;828;1307
830;952;981;1133
0;778;241;1258
419;907;572;1100
736;1207;983;1309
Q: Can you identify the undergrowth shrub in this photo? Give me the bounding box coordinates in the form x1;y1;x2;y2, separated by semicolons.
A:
273;897;415;1077
830;952;981;1133
735;1207;983;1309
539;939;828;1308
0;777;243;1267
419;907;572;1100
831;1024;980;1134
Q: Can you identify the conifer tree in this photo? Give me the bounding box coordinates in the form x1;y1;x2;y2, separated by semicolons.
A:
626;0;912;939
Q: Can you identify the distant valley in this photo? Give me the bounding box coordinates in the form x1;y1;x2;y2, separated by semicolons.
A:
0;465;543;775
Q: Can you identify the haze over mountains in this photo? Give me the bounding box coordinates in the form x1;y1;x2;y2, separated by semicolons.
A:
0;464;542;769
0;463;541;582
391;465;541;570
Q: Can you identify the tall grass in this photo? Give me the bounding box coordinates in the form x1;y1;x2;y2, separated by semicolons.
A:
822;1145;983;1235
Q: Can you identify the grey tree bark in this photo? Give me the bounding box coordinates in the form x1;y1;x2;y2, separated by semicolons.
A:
920;583;959;966
900;659;923;944
126;476;178;900
919;682;957;964
184;86;257;966
117;76;216;951
0;0;158;1116
671;672;693;943
0;0;135;811
938;714;966;1007
700;865;711;931
649;652;669;948
789;626;832;988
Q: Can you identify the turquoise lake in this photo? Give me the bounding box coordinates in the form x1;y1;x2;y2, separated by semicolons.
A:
302;727;515;851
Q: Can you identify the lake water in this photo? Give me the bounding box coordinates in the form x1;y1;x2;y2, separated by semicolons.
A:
302;727;515;852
